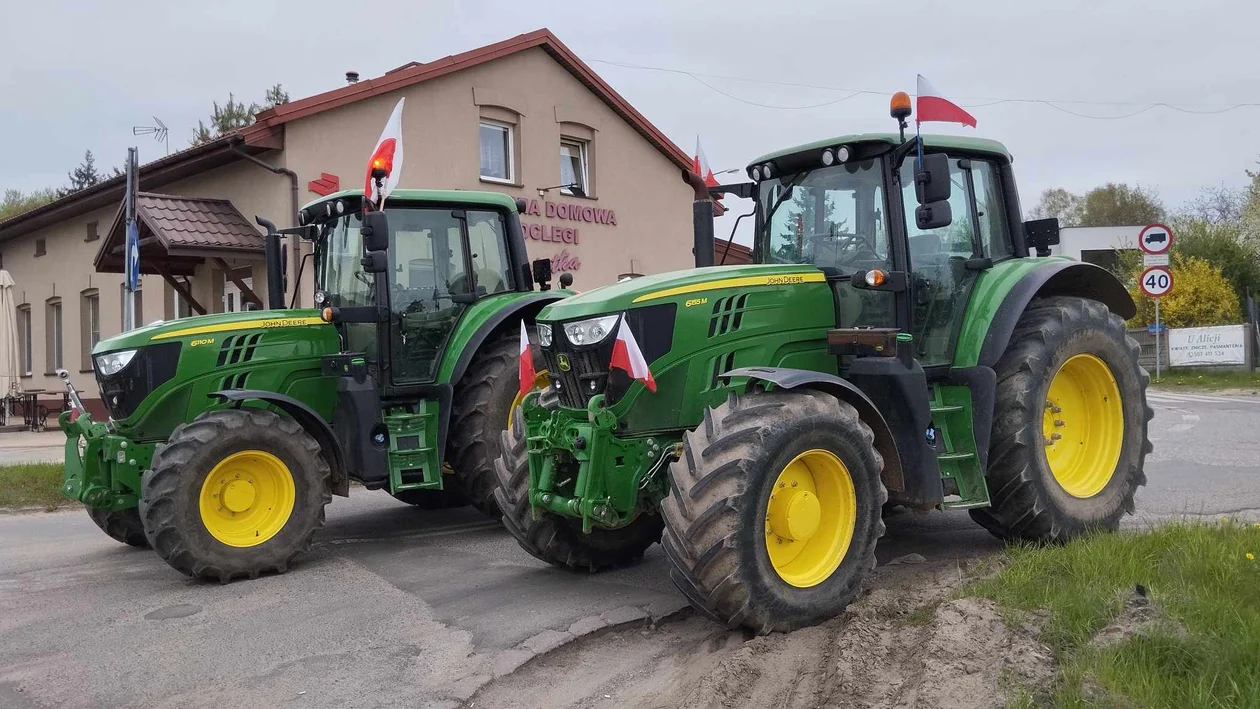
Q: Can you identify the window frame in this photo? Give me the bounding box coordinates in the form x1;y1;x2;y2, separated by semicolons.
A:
80;289;100;372
17;304;31;377
85;220;100;242
45;297;62;374
965;159;1015;261
34;237;46;257
478;120;516;184
559;137;589;197
120;282;143;328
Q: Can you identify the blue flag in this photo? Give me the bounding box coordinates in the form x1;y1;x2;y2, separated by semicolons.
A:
125;220;140;291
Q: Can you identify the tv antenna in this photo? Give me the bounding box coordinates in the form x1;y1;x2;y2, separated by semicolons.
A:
133;117;170;156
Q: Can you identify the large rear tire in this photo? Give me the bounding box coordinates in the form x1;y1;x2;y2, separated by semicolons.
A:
86;506;149;547
493;402;663;571
969;296;1151;542
662;390;886;634
449;332;522;518
139;408;331;582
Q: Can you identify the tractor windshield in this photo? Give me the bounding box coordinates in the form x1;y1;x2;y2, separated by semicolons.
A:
758;158;891;276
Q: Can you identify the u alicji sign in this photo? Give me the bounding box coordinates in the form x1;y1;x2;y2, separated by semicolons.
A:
518;199;618;272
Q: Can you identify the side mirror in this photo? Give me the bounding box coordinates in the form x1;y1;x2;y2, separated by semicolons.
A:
916;201;953;230
914;154;952;204
361;211;389;252
361;251;387;274
532;258;552;291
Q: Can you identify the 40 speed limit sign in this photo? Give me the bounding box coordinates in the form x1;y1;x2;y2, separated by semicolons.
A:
1139;266;1174;297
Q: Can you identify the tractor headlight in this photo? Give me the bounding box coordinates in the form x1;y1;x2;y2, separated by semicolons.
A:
95;349;138;376
537;323;553;347
563;315;618;346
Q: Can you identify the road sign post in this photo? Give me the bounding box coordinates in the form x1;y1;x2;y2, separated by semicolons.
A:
1138;223;1174;381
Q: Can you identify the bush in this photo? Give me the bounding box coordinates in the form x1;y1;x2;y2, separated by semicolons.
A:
1170;218;1260;315
1129;255;1241;327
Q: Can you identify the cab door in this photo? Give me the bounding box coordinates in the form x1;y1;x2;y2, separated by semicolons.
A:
900;154;1013;369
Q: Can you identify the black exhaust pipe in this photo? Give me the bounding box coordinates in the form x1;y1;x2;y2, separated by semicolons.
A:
256;216;286;309
684;169;715;268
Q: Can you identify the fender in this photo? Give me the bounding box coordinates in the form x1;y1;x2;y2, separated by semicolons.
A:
721;366;905;494
426;292;566;464
958;260;1136;369
208;389;350;497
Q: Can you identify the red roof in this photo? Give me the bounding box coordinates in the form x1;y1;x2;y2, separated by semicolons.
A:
241;29;693;174
716;241;753;264
95;193;263;276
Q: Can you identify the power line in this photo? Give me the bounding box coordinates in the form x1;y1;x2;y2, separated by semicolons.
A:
587;58;1260;118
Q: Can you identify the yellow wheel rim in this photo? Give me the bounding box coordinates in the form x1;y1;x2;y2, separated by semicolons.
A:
198;450;296;547
507;369;550;428
765;449;857;588
1042;354;1124;498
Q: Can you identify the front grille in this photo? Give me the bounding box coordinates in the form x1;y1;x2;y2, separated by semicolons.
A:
96;342;182;420
541;303;677;408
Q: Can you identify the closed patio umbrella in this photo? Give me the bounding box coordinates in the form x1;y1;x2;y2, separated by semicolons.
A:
0;270;19;425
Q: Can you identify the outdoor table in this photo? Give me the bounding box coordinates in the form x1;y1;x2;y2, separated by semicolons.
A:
16;390;68;432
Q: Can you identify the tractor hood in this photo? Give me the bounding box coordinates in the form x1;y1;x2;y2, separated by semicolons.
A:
92;309;327;354
536;264;825;322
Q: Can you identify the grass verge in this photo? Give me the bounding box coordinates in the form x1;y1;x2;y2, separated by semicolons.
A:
0;462;69;510
970;521;1260;708
1152;369;1260;392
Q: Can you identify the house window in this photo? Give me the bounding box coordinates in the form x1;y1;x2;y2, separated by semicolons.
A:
35;238;46;257
85;221;100;242
120;282;143;328
560;138;589;197
45;298;62;373
479;121;514;183
167;282;191;320
17;305;31;376
80;289;100;371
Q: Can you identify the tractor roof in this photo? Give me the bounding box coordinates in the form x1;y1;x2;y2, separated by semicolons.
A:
751;133;1011;166
302;189;519;212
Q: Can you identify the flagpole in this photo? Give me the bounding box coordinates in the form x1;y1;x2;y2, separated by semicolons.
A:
915;121;924;169
123;147;137;331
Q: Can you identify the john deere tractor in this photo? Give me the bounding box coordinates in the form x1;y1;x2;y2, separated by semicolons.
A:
60;189;563;580
495;111;1152;633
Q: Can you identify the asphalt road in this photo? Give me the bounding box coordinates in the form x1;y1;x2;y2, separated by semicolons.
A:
1;388;1257;708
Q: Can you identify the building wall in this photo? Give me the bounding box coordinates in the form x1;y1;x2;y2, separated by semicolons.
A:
280;47;694;298
1051;226;1141;261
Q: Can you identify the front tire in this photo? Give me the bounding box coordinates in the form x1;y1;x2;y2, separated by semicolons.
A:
86;506;149;547
969;296;1152;542
139;409;331;582
449;332;524;518
662;390;886;634
493;404;663;571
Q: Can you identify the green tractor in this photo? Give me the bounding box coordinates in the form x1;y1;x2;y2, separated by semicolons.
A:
496;120;1152;633
60;189;563;580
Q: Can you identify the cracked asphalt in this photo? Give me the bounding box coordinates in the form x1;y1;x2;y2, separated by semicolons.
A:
0;388;1256;708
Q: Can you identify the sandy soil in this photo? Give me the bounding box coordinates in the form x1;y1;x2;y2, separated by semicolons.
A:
468;553;1054;709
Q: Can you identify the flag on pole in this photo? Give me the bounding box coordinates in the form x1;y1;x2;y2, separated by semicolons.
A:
518;320;536;398
609;317;656;392
125;220;140;292
692;136;719;187
915;75;977;128
363;98;406;206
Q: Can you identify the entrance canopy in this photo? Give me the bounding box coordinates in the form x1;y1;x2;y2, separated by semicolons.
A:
95;193;265;314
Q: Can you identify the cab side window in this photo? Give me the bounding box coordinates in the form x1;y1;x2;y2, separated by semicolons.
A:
970;160;1013;259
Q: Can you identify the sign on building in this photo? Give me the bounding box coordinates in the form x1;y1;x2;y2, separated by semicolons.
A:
1168;325;1248;366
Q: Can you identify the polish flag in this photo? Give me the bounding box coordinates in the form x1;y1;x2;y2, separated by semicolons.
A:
916;75;976;128
609;317;656;393
692;136;719;187
518;320;536;398
363;97;406;206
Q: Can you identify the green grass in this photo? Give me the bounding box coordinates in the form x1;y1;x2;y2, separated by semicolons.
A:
0;462;70;510
1152;369;1260;392
970;522;1260;708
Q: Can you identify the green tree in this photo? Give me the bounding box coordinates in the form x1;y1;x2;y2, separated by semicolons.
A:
1079;182;1164;227
775;188;839;262
1181;185;1243;224
190;84;291;146
1170;217;1260;314
0;188;57;220
1028;187;1084;226
58;150;104;197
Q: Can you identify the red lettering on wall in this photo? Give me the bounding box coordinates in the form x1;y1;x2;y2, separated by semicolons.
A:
553;249;581;271
545;202;556;218
526;199;542;217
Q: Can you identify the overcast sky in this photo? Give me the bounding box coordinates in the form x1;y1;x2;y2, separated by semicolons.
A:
4;0;1257;233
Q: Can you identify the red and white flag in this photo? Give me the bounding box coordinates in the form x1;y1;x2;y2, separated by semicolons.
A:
916;75;976;128
692;136;719;187
363;97;406;205
518;320;536;398
609;317;656;393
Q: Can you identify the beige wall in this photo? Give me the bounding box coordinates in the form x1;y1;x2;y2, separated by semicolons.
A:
281;46;694;297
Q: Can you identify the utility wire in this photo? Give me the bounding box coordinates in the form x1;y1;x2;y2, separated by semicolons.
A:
588;58;1260;117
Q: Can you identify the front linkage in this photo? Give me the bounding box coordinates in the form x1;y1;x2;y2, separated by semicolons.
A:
520;392;678;533
58;372;154;512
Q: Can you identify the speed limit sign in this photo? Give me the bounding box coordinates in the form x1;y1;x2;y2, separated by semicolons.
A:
1139;266;1174;297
